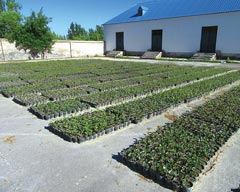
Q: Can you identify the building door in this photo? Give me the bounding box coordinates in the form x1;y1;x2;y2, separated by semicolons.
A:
116;32;124;51
152;30;163;51
200;26;218;53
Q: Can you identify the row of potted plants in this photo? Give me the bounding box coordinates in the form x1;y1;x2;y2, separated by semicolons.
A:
13;93;49;106
88;66;213;92
22;67;205;110
41;86;98;101
58;73;97;80
88;61;180;76
184;86;240;130
79;68;234;108
29;70;239;120
142;67;233;92
89;78;140;91
30;98;90;120
0;60;229;99
119;85;240;192
0;64;189;101
0;80;28;90
49;110;131;143
108;71;240;123
2;80;67;97
48;71;240;144
0;68;173;101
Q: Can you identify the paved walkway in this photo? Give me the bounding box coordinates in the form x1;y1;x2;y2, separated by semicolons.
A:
94;57;240;69
0;78;240;192
1;56;240;70
0;95;171;192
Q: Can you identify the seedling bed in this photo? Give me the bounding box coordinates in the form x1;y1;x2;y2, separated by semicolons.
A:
119;86;240;192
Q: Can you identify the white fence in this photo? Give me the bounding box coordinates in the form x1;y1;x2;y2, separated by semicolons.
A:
0;39;104;61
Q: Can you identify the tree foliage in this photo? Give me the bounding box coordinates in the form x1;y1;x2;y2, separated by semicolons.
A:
67;22;87;40
67;22;103;41
51;32;66;40
88;25;103;41
12;9;54;59
0;0;22;38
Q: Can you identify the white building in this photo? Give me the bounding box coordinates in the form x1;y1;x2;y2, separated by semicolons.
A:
103;0;240;59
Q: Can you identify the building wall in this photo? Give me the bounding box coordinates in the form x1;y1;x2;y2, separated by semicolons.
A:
104;11;240;58
0;39;104;61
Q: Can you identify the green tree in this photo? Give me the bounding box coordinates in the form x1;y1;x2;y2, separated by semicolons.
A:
0;0;5;12
95;25;103;40
67;22;103;41
67;22;88;40
88;25;103;41
12;9;54;59
0;0;22;38
51;32;66;40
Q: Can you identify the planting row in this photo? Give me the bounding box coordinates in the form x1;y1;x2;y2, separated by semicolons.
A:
4;66;223;106
49;111;131;142
48;71;240;143
0;67;169;97
31;98;90;120
78;69;234;107
107;71;240;123
1;60;230;98
13;94;49;106
2;81;67;97
183;86;240;129
119;86;240;192
41;86;98;101
30;69;237;119
0;60;183;87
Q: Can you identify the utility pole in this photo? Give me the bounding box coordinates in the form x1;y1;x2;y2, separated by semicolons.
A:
0;39;5;61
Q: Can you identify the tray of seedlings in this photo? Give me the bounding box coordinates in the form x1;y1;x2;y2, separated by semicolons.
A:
81;70;239;109
0;80;28;90
41;86;99;101
30;98;90;120
89;78;140;91
2;81;67;97
119;86;240;192
48;110;131;143
48;71;240;144
13;93;49;106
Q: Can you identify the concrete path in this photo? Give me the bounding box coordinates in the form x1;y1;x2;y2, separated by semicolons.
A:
0;95;171;192
94;57;240;69
0;84;240;192
1;56;240;70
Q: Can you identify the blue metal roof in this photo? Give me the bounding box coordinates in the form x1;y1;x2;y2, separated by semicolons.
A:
104;0;240;25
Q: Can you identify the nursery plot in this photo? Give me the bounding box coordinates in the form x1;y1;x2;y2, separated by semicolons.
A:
0;59;239;192
50;71;240;143
31;98;90;120
80;69;236;108
0;80;28;90
0;59;234;123
13;93;49;106
50;110;130;142
107;71;240;123
41;86;99;101
58;73;97;80
184;87;240;129
2;81;67;97
89;78;140;91
119;86;240;192
33;69;236;119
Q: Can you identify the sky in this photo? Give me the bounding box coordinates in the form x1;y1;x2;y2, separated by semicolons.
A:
17;0;148;36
